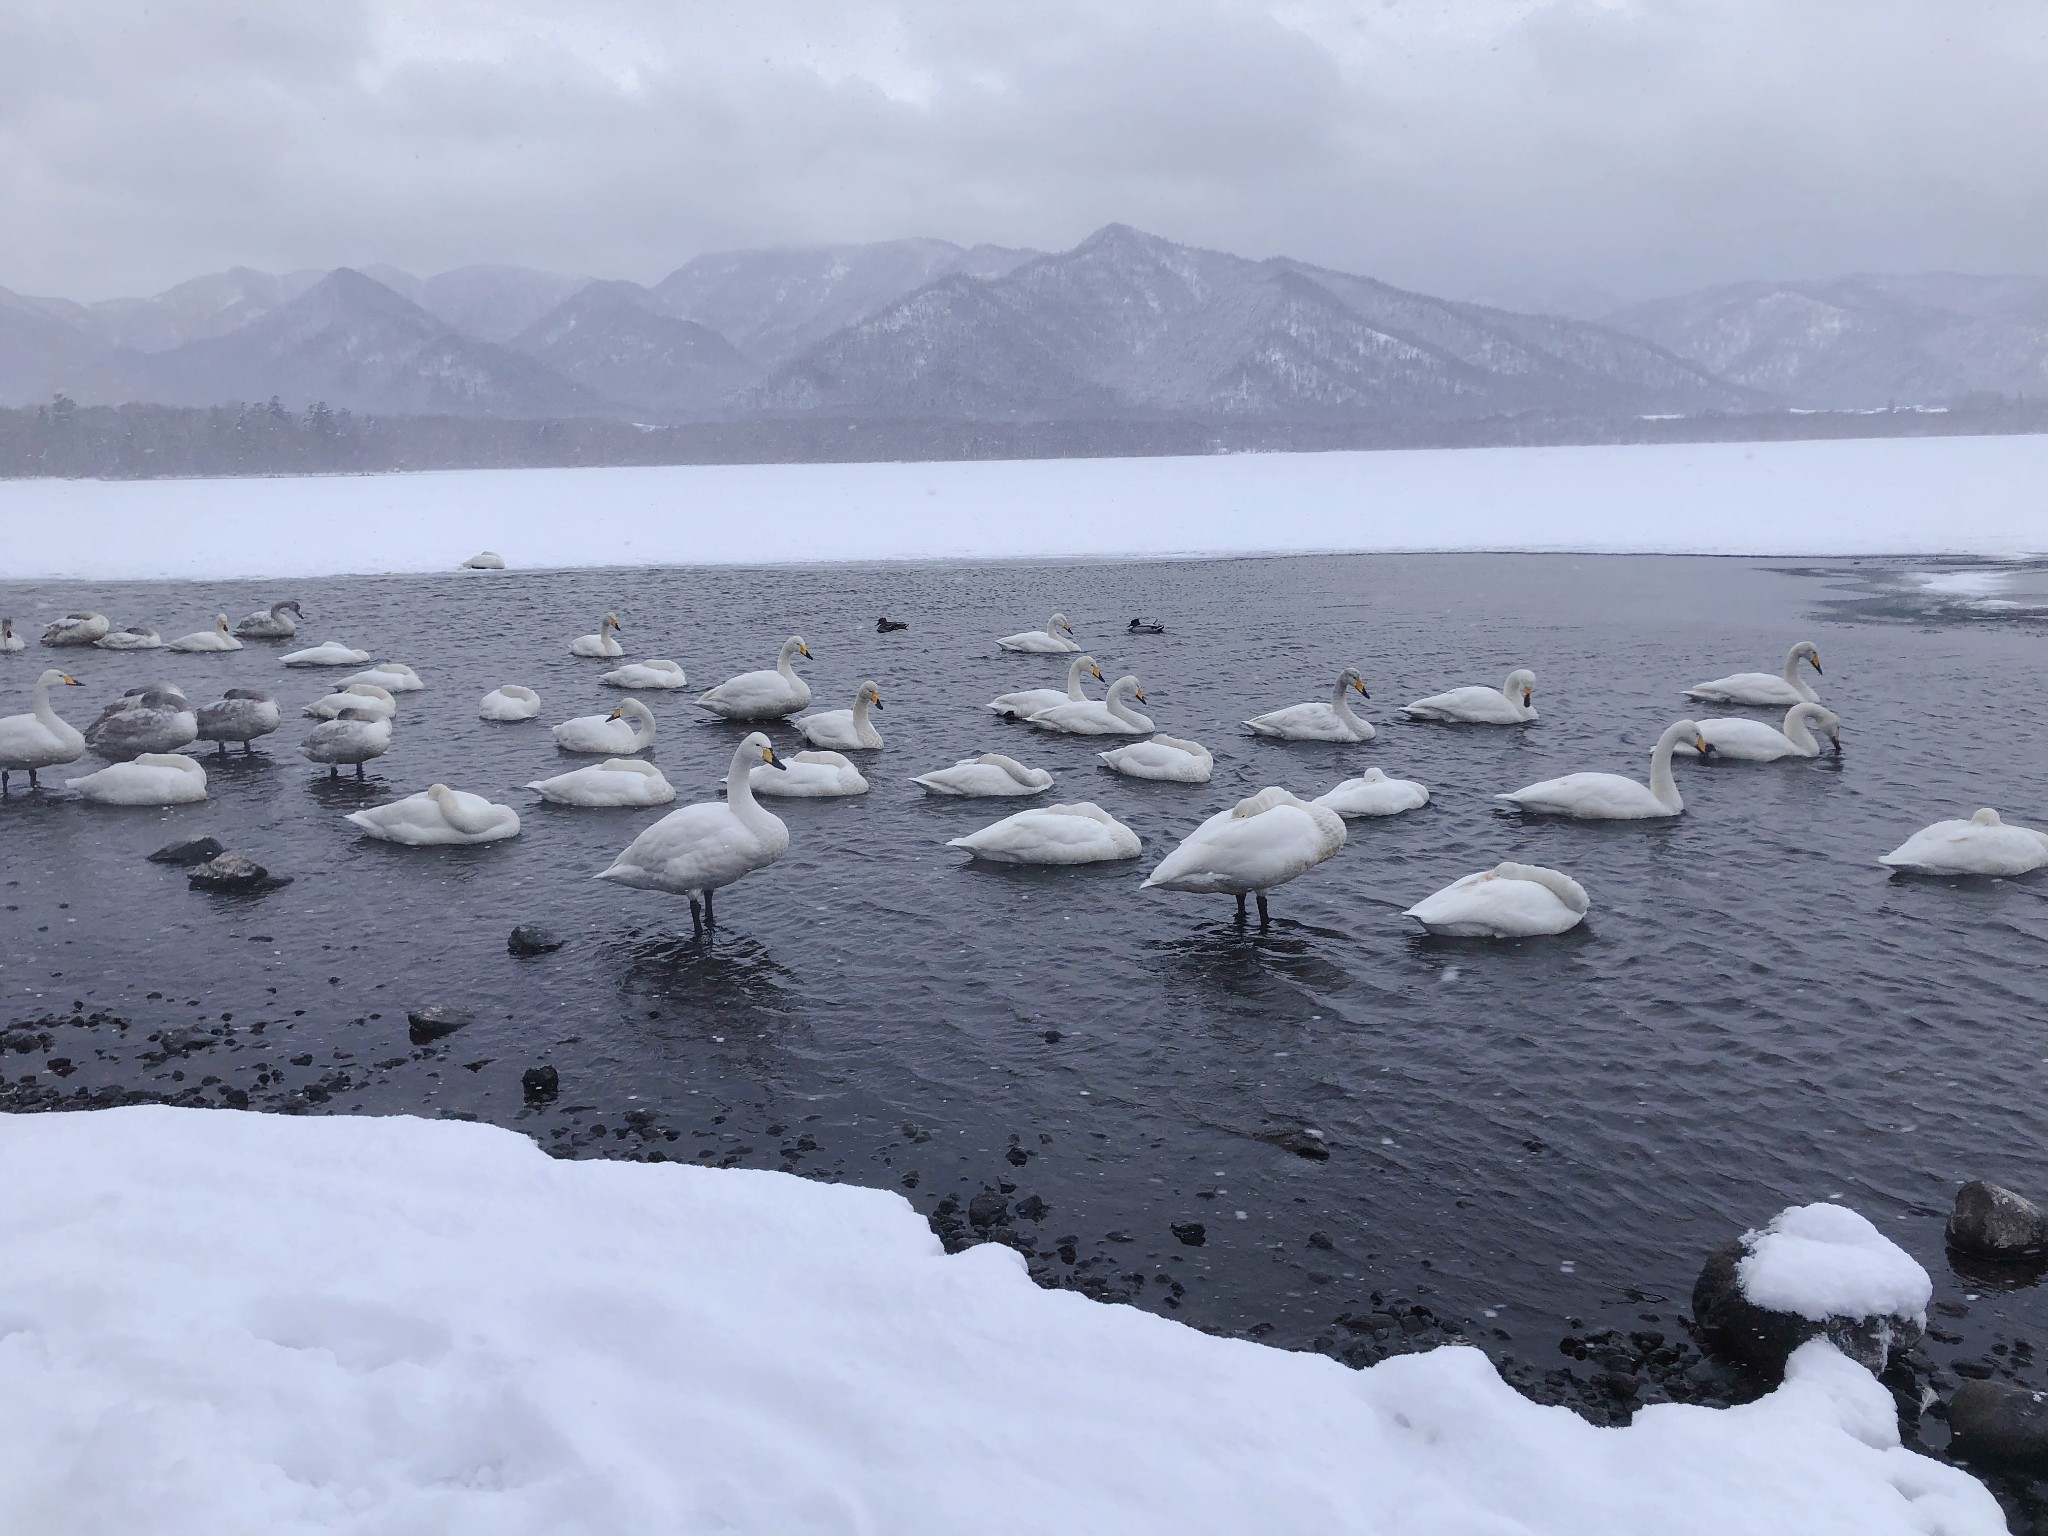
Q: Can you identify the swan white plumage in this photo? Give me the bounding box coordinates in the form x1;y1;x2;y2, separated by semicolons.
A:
464;551;506;570
166;616;243;653
42;613;108;647
1098;733;1213;783
347;784;521;845
1879;809;2048;877
195;689;279;752
1675;703;1840;762
1141;787;1347;922
990;655;1102;718
86;687;197;760
595;733;791;932
65;752;209;806
1404;862;1590;937
948;802;1140;865
234;601;302;639
997;612;1079;653
0;670;85;790
0;620;24;652
281;641;371;667
797;680;884;750
750;750;869;797
1313;767;1430;818
570;613;624;658
1685;641;1823;707
1028;675;1152;736
479;685;542;722
342;664;422;693
1497;719;1710;819
529;758;676;807
304;683;396;722
95;626;164;650
1401;668;1536;724
696;636;813;720
300;704;392;777
1244;668;1374;742
913;753;1054;797
601;660;688;690
553;698;656;754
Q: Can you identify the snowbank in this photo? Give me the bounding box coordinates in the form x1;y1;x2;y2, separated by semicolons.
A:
3;433;2044;581
1739;1203;1934;1325
0;1108;2000;1535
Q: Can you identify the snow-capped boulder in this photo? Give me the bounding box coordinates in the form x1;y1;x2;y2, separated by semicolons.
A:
1945;1181;2048;1263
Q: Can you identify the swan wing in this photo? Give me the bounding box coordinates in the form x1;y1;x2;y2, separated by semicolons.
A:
1498;772;1664;819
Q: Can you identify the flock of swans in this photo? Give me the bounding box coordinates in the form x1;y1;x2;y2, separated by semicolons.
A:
4;603;2046;939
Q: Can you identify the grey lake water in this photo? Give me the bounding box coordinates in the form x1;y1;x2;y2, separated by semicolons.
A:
4;552;2047;1480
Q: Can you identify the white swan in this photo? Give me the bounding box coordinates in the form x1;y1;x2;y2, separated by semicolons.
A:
300;704;392;777
464;551;506;570
797;680;884;750
1141;787;1347;922
696;636;813;720
196;689;279;753
997;612;1079;653
595;733;791;932
479;685;542;722
1676;703;1841;762
347;784;521;845
1313;767;1430;818
167;616;243;653
305;683;396;722
554;698;656;754
281;641;371;667
1405;863;1590;937
234;600;302;639
42;613;108;647
0;670;85;790
342;664;423;692
751;750;869;798
1401;669;1536;724
96;626;163;651
602;660;688;691
948;802;1140;865
1029;675;1152;736
86;687;197;760
65;752;209;806
0;620;24;653
1099;733;1213;783
990;656;1102;718
1497;719;1710;819
1879;809;2048;877
1685;641;1823;707
529;758;676;807
913;753;1054;797
1244;668;1375;742
570;613;624;659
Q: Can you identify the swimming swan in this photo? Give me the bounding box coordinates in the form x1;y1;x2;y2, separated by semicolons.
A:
1401;669;1536;724
1029;675;1152;736
196;689;280;753
696;637;813;720
42;613;109;647
96;626;164;650
1685;641;1822;707
1879;809;2048;877
1;620;24;652
595;733;790;932
1676;703;1840;762
464;552;506;570
913;753;1054;797
0;670;85;790
529;758;677;807
602;660;688;690
305;683;396;721
235;601;302;639
480;685;542;722
797;680;884;750
1099;734;1213;782
751;750;869;797
342;664;423;693
281;641;371;667
997;612;1079;653
1405;863;1589;937
1497;719;1710;819
66;753;209;806
1313;767;1430;818
86;687;198;760
990;656;1102;718
1141;787;1347;922
167;616;243;653
1244;669;1375;742
554;698;656;754
570;613;625;659
948;802;1140;865
347;784;521;845
300;704;392;777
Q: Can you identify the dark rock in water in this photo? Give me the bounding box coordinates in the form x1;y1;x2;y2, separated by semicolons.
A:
1256;1127;1331;1161
1014;1194;1047;1222
508;924;565;956
1172;1221;1207;1247
188;852;290;891
1947;1181;2048;1262
1692;1238;1921;1378
968;1191;1008;1228
148;835;225;866
521;1065;560;1102
1950;1380;2048;1465
407;1005;475;1045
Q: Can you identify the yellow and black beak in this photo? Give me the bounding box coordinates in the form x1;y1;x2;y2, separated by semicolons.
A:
800;643;813;659
871;693;884;711
1354;678;1370;698
1091;665;1104;681
1695;733;1714;755
1522;688;1533;706
61;674;80;686
608;706;625;720
1135;688;1147;702
763;744;788;770
1809;655;1823;675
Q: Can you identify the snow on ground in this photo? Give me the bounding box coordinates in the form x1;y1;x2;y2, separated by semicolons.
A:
2;433;2045;582
1739;1203;1934;1325
0;1108;2002;1535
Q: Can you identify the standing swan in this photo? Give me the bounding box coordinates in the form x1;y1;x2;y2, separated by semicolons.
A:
1404;863;1590;937
998;613;1079;653
696;637;813;720
1401;669;1536;724
66;753;210;806
1497;720;1711;819
300;703;392;777
990;655;1103;719
196;689;280;753
1141;787;1347;923
1675;703;1841;762
1098;734;1213;783
235;601;302;639
554;699;656;754
797;681;884;750
0;670;85;790
1028;675;1152;736
570;614;624;658
1685;641;1822;707
596;733;790;933
948;802;1140;865
913;753;1054;797
167;616;243;653
1879;809;2048;876
347;784;521;845
1244;669;1375;742
479;685;542;722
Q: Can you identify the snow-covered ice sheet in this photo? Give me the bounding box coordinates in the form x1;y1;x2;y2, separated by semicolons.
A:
2;433;2044;581
1739;1203;1934;1325
0;1107;2002;1535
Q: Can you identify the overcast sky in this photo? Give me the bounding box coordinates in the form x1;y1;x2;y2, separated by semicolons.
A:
4;0;2043;312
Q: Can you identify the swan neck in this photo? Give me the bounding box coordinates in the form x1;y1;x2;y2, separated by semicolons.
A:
1330;678;1361;725
626;701;653;747
1110;684;1142;724
1649;724;1686;808
433;786;494;835
851;691;870;725
726;744;777;833
32;679;62;732
1782;706;1815;752
1066;656;1088;699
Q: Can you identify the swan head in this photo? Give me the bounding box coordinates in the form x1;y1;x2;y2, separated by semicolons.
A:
1792;640;1822;675
3;620;13;639
1337;667;1369;699
37;670;82;689
277;600;303;618
213;614;230;632
742;731;787;772
1505;668;1536;705
1805;705;1843;752
1050;613;1072;635
1086;659;1104;681
859;680;883;710
331;703;381;722
604;613;621;633
1972;808;2004;826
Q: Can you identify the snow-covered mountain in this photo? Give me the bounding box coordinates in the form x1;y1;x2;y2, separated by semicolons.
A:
510;280;760;414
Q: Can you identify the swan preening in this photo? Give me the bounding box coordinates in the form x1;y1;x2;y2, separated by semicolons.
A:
602;660;688;690
1677;703;1841;762
696;637;813;719
1029;675;1152;735
42;613;109;647
1497;719;1710;820
1313;768;1429;818
167;616;243;653
1098;734;1213;783
997;612;1078;653
529;758;677;807
949;802;1140;864
1879;809;2048;877
347;784;521;845
596;733;790;932
913;753;1053;797
66;753;210;806
571;614;624;659
1141;787;1346;922
990;655;1103;719
282;641;371;668
86;687;198;761
1401;669;1536;724
306;683;396;722
0;670;85;790
751;750;869;797
1685;641;1823;707
196;689;280;753
480;685;542;722
95;626;163;651
235;601;302;639
300;703;392;777
1405;863;1589;937
554;698;656;754
797;680;884;751
1;620;23;653
1244;668;1374;742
